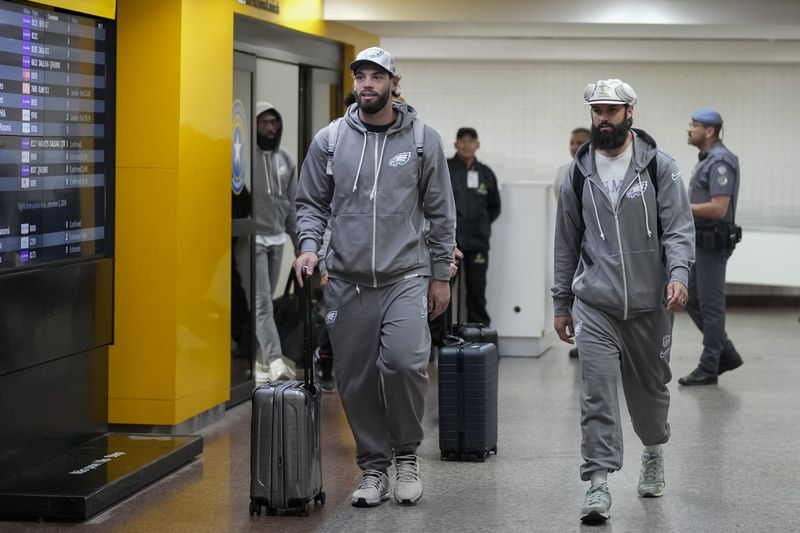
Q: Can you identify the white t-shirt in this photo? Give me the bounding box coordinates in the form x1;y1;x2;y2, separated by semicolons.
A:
595;143;633;206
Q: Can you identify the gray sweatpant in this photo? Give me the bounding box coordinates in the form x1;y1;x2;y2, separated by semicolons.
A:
572;297;673;481
255;241;284;364
324;275;431;472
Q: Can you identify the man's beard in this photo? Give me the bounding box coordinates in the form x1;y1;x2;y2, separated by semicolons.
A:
357;87;391;115
591;116;633;150
257;134;278;151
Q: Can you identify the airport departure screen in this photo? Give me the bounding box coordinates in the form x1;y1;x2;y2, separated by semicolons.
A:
0;0;110;271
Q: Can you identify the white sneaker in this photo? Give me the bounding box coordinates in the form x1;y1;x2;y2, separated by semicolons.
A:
393;452;423;504
268;357;296;381
254;362;270;383
351;470;390;507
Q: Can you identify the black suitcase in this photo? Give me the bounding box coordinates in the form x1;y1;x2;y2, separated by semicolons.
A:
449;270;499;349
454;322;498;346
438;339;498;461
249;267;325;516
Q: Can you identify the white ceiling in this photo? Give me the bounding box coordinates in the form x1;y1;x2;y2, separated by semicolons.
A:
324;0;800;41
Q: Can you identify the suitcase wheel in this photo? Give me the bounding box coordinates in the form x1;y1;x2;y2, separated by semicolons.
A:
248;500;261;516
299;502;309;517
314;491;326;505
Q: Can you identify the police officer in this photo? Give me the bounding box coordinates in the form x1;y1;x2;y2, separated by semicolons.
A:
678;108;743;386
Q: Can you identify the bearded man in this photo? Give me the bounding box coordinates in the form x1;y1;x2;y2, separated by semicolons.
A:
294;47;455;508
552;78;695;524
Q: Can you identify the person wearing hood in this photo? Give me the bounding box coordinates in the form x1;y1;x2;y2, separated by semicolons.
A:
552;79;695;524
253;101;299;382
294;47;455;508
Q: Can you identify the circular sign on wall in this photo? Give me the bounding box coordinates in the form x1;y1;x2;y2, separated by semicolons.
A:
232;99;248;195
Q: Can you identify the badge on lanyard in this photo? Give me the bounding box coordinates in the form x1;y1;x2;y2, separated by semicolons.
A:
467;170;479;189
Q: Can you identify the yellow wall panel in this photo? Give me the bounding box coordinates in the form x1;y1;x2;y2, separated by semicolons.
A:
110;0;377;427
109;398;179;426
45;0;116;19
175;379;229;424
110;167;178;401
116;0;181;169
232;0;377;53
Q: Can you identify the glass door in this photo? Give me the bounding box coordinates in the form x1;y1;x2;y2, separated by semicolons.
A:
229;51;257;407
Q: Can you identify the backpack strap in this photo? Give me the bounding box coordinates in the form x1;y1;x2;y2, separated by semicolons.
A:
327;116;423;176
412;117;424;158
325;117;344;176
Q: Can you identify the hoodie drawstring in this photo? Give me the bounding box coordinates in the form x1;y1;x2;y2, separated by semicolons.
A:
370;134;388;201
587;183;606;241
261;152;272;195
637;171;653;238
352;131;367;192
261;151;283;196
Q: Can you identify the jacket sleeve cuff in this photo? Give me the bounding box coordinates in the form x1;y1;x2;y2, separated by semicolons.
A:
553;298;572;317
669;266;690;288
300;239;318;254
432;261;451;282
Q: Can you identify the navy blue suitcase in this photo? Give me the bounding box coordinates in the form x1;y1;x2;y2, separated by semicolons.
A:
454;322;498;347
449;270;499;351
438;340;498;461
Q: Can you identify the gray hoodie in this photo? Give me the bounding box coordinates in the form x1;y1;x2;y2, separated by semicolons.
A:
553;129;695;320
296;102;456;287
253;102;299;248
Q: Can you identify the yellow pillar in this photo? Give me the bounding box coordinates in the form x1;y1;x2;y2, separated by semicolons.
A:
110;0;232;425
109;0;376;427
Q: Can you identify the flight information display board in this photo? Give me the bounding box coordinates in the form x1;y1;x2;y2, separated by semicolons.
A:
0;0;111;271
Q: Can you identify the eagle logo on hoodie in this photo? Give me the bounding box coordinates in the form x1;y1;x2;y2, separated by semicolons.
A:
626;180;649;199
388;151;412;167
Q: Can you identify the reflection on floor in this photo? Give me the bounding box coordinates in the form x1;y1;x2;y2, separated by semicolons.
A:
1;307;798;532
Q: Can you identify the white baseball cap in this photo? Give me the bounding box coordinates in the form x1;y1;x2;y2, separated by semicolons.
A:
584;79;638;105
349;47;397;76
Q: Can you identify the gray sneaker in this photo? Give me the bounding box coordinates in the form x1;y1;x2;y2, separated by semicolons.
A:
351;470;390;507
393;452;423;505
638;451;665;497
580;483;611;524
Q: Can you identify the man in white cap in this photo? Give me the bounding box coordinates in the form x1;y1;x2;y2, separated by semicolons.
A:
294;47;455;508
552;79;695;524
679;108;743;386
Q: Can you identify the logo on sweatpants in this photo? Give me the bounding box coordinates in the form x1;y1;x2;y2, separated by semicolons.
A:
326;310;338;325
574;321;583;337
421;296;428;318
659;334;671;358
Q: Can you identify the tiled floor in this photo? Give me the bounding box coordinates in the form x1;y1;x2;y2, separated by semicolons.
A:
2;307;798;532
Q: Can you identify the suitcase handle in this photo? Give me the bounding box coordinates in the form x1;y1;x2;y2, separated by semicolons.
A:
301;266;314;390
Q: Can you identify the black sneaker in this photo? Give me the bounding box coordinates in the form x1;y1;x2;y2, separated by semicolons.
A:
678;367;718;386
718;353;743;375
314;348;335;393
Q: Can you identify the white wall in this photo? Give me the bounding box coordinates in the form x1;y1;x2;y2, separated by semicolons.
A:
393;57;800;290
397;59;799;231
